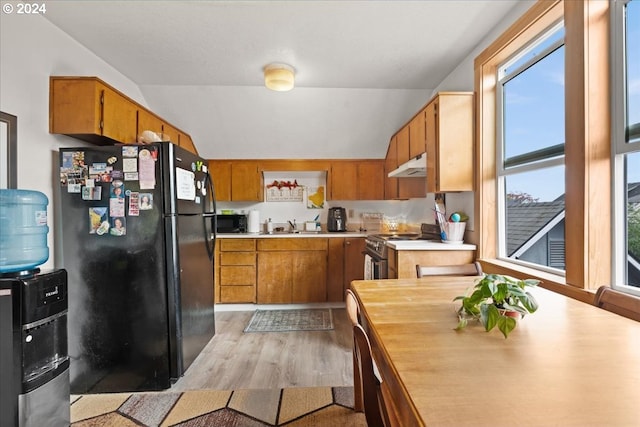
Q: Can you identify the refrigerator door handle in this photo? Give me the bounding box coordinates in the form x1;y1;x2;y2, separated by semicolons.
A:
202;171;217;261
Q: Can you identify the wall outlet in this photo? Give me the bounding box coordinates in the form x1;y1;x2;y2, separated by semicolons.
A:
348;209;354;218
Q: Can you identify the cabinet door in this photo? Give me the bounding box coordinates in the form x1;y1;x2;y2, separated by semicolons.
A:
179;134;198;154
209;160;232;202
50;77;101;135
396;126;410;165
329;162;358;200
437;94;474;191
358;162;385;200
137;109;164;139
384;136;399;200
292;251;327;303
425;100;439;193
231;161;263;201
344;237;365;291
101;85;138;143
162;123;180;144
257;252;293;303
327;238;345;302
409;110;426;158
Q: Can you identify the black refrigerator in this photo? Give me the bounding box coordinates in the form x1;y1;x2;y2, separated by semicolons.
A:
58;142;216;393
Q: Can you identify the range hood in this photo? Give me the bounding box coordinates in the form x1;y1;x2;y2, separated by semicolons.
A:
388;153;426;178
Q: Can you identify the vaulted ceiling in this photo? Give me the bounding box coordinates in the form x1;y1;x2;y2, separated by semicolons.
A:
43;1;525;159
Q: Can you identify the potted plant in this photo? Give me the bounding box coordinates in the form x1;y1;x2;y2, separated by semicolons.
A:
453;273;540;338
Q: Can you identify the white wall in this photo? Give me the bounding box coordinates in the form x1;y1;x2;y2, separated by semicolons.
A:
0;13;148;269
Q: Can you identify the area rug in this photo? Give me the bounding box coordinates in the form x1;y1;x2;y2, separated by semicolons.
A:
243;308;334;333
70;386;366;426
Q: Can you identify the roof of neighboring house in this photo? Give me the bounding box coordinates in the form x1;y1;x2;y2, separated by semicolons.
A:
506;197;565;256
628;182;640;203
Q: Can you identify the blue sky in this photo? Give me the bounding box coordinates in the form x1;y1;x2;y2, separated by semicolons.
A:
503;1;640;201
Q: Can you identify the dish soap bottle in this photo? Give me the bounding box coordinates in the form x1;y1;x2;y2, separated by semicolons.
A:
266;218;273;234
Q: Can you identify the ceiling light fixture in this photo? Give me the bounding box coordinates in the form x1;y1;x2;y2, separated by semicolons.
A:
263;63;295;91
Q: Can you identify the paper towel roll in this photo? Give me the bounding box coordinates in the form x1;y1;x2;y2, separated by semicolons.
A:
248;210;260;233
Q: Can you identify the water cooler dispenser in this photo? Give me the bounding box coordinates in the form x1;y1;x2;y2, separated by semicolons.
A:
0;189;70;427
1;270;70;427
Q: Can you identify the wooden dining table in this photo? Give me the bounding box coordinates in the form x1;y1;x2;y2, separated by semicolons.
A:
350;276;640;427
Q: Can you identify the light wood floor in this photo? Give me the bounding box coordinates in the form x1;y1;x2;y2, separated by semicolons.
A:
172;307;354;391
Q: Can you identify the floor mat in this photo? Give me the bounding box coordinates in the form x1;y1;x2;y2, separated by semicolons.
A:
70;386;366;426
243;308;334;332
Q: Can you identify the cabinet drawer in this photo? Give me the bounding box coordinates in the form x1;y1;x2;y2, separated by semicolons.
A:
220;239;256;251
220;286;256;303
257;238;327;251
220;266;256;286
220;252;255;266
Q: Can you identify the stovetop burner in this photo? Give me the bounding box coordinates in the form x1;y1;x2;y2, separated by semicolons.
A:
369;233;423;241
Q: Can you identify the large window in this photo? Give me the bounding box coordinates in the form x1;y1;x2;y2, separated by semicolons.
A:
613;0;640;292
497;24;565;273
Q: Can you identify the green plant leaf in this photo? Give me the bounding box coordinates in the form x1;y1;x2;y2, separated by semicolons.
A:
497;316;517;338
455;316;468;330
482;304;500;332
520;292;539;313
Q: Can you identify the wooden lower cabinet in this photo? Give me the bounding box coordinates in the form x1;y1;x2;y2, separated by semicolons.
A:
391;249;475;279
257;238;328;303
218;239;256;303
327;237;366;301
216;236;364;304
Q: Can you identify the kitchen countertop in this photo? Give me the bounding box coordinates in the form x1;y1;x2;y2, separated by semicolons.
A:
216;231;367;238
386;240;476;251
216;232;476;250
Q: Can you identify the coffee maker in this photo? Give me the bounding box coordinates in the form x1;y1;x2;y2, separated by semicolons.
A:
327;207;347;232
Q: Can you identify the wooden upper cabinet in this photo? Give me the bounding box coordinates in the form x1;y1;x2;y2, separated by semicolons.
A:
329;162;358;200
162;123;180;145
50;76;198;154
425;92;474;192
385;136;399;200
179;134;197;154
328;161;384;201
137;109;164;139
409;109;426;158
209;160;232;202
398;114;426;199
396;125;410;165
358;161;385;200
231;161;263;201
50;76;137;144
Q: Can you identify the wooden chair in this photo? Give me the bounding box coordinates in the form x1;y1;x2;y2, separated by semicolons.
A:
416;261;483;278
593;286;640;322
353;323;393;427
345;288;364;412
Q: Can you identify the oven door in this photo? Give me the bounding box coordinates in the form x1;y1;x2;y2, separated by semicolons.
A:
365;252;388;280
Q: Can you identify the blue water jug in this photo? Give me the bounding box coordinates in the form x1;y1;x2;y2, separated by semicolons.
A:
0;189;50;273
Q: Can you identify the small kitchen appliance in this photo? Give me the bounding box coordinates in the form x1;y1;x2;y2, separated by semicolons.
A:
327;207;347;232
215;213;247;233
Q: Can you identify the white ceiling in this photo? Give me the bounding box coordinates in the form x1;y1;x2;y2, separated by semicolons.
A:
43;1;524;159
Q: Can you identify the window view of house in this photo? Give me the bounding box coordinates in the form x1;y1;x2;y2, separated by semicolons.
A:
622;0;640;287
497;24;566;271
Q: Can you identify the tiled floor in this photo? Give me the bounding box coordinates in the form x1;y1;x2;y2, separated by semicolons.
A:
71;386;367;426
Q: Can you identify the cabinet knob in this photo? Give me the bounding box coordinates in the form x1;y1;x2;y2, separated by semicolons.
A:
346;241;351;245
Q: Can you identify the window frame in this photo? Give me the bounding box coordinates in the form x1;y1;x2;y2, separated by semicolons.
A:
474;0;611;301
495;23;566;273
611;0;640;295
